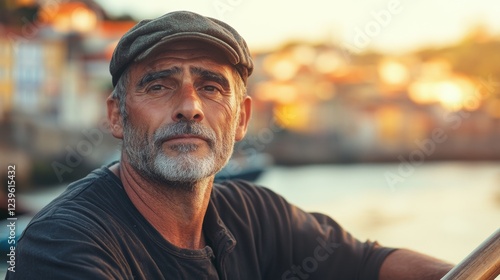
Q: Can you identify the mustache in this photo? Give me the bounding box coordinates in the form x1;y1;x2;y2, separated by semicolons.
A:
152;121;216;148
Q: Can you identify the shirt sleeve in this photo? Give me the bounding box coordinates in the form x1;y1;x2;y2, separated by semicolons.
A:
5;218;131;280
218;180;397;280
277;197;396;280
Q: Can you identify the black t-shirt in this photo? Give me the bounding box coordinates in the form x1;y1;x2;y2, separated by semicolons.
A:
7;164;395;279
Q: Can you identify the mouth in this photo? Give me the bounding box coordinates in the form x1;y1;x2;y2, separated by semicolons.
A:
163;134;210;145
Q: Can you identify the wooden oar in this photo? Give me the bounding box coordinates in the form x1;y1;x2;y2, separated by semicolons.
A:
441;228;500;280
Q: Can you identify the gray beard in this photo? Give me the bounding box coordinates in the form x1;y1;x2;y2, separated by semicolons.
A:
122;120;235;190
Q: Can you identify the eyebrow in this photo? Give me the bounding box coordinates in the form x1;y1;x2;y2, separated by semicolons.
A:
135;67;181;90
190;67;231;91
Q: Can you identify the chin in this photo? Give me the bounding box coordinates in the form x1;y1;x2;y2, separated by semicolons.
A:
154;154;219;182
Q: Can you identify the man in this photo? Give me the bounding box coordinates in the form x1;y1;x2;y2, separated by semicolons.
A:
8;11;453;279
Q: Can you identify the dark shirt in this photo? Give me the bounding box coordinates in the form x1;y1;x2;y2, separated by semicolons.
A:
6;164;395;279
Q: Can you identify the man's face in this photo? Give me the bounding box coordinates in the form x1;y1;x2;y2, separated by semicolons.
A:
114;41;250;186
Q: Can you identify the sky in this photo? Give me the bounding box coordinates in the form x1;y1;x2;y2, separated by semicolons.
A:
95;0;500;54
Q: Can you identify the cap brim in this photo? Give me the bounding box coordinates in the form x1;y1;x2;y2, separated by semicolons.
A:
135;32;241;65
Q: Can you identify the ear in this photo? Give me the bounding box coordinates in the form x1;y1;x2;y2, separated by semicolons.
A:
235;96;252;141
106;95;124;139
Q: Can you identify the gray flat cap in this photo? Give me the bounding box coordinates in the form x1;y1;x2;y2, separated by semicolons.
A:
110;11;254;87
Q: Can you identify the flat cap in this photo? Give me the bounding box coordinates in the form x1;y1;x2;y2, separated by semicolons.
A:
110;11;254;87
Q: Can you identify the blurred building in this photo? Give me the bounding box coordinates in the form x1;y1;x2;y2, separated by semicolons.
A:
0;0;135;187
0;38;14;119
247;39;500;164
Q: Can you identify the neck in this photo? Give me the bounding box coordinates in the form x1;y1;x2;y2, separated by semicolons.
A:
110;161;213;250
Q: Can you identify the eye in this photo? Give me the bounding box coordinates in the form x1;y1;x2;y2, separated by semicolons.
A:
202;85;219;92
198;85;224;96
147;84;167;93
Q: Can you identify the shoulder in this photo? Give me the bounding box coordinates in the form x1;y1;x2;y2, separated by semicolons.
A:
211;180;310;238
211;180;293;235
23;166;125;236
211;180;359;244
11;167;133;278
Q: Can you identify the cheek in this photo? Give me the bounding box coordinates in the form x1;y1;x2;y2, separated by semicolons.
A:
204;99;239;138
126;100;167;135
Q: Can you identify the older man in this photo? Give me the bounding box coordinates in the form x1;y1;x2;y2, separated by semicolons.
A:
9;11;453;279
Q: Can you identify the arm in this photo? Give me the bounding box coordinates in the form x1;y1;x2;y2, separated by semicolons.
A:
379;249;454;280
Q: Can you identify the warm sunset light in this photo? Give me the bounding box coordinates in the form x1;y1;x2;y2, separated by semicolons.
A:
15;0;36;6
435;81;469;111
71;7;98;33
312;81;336;100
408;76;479;111
378;59;409;86
40;3;98;33
254;81;299;104
315;50;345;74
263;54;299;81
376;106;403;145
408;82;434;104
274;103;312;132
486;99;500;118
291;45;317;66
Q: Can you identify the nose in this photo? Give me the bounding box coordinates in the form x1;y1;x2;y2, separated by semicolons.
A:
171;85;204;122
